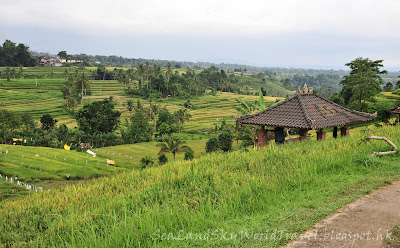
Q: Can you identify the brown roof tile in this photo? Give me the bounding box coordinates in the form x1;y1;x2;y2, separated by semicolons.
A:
237;93;376;129
386;105;400;114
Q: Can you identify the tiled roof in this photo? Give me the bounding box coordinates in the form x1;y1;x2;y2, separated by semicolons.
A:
237;93;376;129
386;105;400;114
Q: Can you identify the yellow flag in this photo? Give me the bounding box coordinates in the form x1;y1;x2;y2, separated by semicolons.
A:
107;159;115;165
64;144;71;151
12;138;23;142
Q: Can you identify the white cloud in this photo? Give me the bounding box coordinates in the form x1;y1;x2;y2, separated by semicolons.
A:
1;0;400;37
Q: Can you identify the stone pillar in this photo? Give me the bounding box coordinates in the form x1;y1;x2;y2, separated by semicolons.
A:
298;129;309;141
257;130;269;147
340;127;350;137
317;129;327;140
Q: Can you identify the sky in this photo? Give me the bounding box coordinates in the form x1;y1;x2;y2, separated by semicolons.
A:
1;0;399;70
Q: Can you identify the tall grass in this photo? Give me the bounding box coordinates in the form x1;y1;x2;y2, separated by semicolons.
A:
1;125;399;247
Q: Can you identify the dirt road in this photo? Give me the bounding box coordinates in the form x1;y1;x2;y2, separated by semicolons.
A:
285;180;400;248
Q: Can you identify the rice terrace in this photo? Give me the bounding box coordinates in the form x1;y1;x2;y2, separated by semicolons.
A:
2;1;400;247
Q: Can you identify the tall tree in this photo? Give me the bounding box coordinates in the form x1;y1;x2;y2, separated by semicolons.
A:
165;63;173;93
75;98;121;135
0;110;21;143
40;114;58;130
61;76;80;110
0;40;36;66
76;72;90;102
383;82;393;92
58;51;68;59
174;109;192;128
339;57;387;111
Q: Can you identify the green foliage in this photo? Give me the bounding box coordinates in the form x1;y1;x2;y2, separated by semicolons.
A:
123;108;153;143
329;92;345;106
40;114;57;130
157;123;172;137
75;98;121;135
218;132;233;152
174;108;191;126
57;51;68;59
140;155;154;169
0;110;21;141
383;82;393;92
206;137;219;153
125;99;134;112
234;89;267;115
157;135;190;160
184;148;194;161
0;40;37;67
158;153;168;165
366;96;394;121
339;57;387;111
393;89;400;95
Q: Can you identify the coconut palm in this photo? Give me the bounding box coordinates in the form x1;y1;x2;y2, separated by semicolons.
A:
165;63;173;93
174;109;192;130
76;72;90;102
157;135;190;161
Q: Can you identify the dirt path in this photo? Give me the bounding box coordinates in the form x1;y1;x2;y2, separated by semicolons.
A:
285;180;400;248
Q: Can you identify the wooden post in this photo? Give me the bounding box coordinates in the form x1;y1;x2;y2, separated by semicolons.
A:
333;126;338;139
317;129;327;140
298;129;309;141
341;127;350;137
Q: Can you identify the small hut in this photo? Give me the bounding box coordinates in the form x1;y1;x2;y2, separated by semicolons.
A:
237;85;376;146
386;105;400;121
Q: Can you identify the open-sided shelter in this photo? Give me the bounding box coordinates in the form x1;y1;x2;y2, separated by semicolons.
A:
237;85;376;146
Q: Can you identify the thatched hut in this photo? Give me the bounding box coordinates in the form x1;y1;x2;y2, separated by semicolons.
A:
237;85;376;146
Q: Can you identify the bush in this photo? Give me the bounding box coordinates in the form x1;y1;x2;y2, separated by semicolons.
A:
218;133;233;152
184;100;194;108
184;149;194;161
140;156;154;169
206;137;219;153
158;153;168;165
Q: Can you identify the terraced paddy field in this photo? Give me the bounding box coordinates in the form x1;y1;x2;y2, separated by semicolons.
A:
0;75;283;131
0;139;207;190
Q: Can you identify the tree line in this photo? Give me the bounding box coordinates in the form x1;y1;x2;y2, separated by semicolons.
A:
0;40;37;67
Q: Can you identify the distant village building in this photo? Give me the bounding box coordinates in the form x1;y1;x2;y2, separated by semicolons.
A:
39;57;62;67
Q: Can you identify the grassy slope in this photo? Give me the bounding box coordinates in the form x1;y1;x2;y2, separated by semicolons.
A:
1;125;400;247
0;139;207;186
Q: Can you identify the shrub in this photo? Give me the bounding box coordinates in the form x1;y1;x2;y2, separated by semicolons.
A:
184;149;194;161
140;156;154;169
218;133;233;152
206;137;219;153
158;153;168;165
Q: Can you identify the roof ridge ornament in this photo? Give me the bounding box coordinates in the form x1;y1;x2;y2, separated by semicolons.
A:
298;83;313;94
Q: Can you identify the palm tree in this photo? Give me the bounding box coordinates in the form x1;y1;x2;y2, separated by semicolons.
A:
151;104;160;131
76;72;90;102
157;135;190;161
144;62;152;90
137;64;145;89
165;63;173;93
174;109;191;130
126;100;134;113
